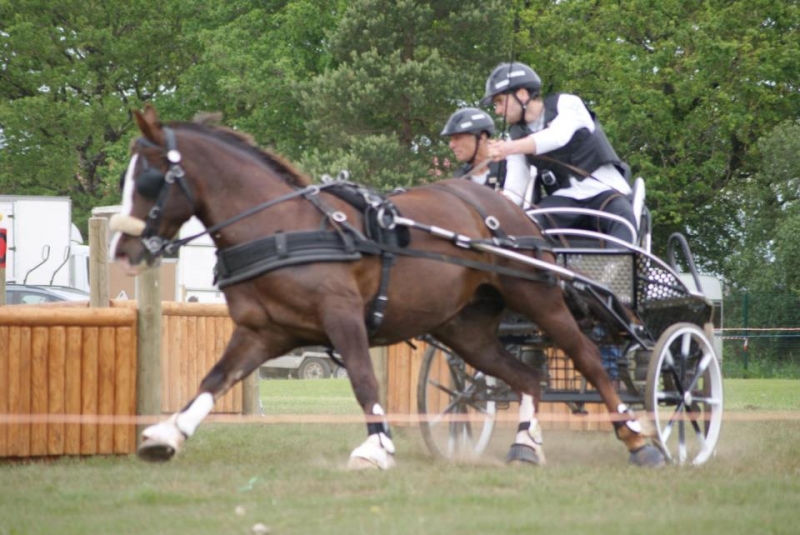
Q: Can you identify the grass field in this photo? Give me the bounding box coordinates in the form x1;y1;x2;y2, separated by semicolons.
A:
2;378;799;535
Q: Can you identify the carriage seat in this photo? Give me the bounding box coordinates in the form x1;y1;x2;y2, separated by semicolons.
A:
522;177;650;305
523;176;651;253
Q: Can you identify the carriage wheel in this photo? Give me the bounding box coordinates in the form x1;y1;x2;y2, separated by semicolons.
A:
645;323;724;465
417;344;497;459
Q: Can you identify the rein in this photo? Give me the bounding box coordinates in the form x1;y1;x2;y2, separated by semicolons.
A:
162;183;336;255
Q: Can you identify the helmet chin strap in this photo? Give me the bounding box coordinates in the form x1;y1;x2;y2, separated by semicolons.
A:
511;92;531;127
468;134;481;166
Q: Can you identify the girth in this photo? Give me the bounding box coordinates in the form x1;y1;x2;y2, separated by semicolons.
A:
215;230;362;288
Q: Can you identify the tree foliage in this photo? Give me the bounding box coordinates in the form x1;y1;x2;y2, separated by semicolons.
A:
0;0;200;230
298;0;511;188
515;0;799;265
1;0;798;298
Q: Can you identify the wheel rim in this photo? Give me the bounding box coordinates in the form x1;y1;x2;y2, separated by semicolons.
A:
302;361;326;379
645;323;724;465
418;344;496;458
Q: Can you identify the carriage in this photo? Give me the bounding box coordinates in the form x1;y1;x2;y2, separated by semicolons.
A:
417;184;724;466
114;106;720;469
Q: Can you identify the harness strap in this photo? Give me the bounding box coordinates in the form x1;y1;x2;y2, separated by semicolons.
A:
355;240;556;286
427;183;510;241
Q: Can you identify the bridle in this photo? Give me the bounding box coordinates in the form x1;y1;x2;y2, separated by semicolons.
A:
132;128;196;256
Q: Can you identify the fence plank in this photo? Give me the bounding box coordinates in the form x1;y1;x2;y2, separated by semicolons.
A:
180;316;197;404
80;327;98;455
0;326;8;457
64;326;83;455
159;315;170;413
30;327;49;456
166;315;181;413
114;326;135;453
47;327;66;455
216;318;230;412
15;328;32;457
97;327;116;454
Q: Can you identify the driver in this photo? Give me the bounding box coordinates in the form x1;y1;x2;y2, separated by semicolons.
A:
482;62;637;244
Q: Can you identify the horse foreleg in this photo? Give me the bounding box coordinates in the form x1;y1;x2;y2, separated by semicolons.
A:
137;327;280;463
322;309;395;470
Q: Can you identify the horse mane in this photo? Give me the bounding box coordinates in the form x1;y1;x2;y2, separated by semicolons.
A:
170;113;312;187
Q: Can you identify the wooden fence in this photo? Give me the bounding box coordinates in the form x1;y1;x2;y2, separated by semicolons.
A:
1;300;609;460
0;301;242;459
383;341;609;431
0;307;137;458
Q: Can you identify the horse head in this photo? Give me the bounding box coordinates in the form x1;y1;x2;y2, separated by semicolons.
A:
110;104;313;274
111;104;198;273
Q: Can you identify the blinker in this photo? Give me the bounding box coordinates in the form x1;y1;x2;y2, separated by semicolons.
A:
136;168;166;199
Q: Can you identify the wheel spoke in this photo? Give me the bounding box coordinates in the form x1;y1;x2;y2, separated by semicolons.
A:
427;379;459;399
646;323;723;466
428;399;461;427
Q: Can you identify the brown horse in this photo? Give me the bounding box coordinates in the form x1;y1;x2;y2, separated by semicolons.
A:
111;104;663;469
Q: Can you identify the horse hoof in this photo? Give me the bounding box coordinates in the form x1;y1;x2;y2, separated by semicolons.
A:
506;443;545;466
348;433;396;470
628;444;666;468
136;417;185;463
137;439;177;463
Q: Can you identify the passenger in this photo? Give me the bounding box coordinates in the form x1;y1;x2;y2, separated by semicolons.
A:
482;62;637;244
440;107;531;207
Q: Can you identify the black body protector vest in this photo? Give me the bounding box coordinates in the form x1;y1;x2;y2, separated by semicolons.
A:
510;94;629;196
453;161;504;191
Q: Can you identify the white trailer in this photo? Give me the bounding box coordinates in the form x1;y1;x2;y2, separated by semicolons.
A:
177;217;225;303
0;195;88;290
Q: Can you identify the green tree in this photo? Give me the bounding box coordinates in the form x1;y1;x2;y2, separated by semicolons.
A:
299;0;512;189
722;120;800;294
173;0;346;159
0;0;200;232
515;0;800;267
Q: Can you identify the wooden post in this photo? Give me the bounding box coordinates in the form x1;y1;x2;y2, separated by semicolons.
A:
88;217;109;308
241;372;259;416
0;221;7;305
136;267;161;446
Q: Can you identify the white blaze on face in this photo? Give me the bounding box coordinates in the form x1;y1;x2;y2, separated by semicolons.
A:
109;154;140;257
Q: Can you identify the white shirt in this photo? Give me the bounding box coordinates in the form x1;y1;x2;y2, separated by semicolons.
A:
505;93;631;202
461;159;530;208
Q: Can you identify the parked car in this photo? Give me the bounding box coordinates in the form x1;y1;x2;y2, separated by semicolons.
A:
260;347;347;380
4;283;90;305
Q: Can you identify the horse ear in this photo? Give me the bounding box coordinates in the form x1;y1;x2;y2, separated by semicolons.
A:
133;103;165;146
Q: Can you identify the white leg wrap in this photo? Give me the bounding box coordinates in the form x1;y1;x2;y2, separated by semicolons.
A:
175;393;215;437
519;394;535;423
512;395;545;464
617;403;643;434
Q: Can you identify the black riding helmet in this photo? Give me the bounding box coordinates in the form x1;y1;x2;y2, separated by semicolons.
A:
440;107;496;137
441;107;496;166
479;62;542;107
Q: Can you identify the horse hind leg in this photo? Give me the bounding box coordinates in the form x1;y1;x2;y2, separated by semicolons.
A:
508;284;664;468
431;308;547;466
137;326;279;462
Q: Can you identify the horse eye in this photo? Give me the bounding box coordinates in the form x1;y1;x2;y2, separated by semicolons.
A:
136;168;166;199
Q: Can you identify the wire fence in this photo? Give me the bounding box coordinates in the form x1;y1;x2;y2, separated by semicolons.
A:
721;292;800;378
